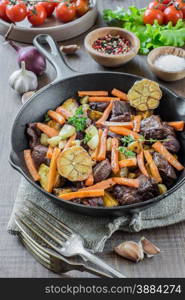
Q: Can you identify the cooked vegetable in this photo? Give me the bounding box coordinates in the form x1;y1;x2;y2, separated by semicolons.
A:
47;147;61;193
88;109;103;121
80;178;116;191
103;121;134;129
63;133;77;151
59;189;104;200
47;120;61;130
78;91;108;97
89;97;120;102
57;146;92;181
119;157;137;168
47;110;65;125
133;115;142;132
144;150;162;183
85;125;99;150
128;79;162;111
127;141;142;153
128;172;137;179
168;121;184;131
103;192;119;207
111;138;119;174
38;164;49;190
37;123;59;138
158;183;168;195
46;145;53;159
152;141;184;171
58;140;67;150
53;188;72;197
9;61;38;95
80;96;89;105
137;151;149;177
106;137;113;152
85;173;94;186
48;136;62;148
59;124;76;140
119;167;129;178
9;40;46;76
97;128;108;161
111;88;128;101
91;129;103;161
56;107;72;119
109;126;141;139
113;177;139;188
24;149;40;181
96;101;114;125
40;133;49;146
60;98;79;116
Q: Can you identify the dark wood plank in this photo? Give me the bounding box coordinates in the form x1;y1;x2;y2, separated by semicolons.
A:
0;0;185;278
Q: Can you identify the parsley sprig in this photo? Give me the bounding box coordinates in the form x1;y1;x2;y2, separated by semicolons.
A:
68;106;87;132
118;146;136;158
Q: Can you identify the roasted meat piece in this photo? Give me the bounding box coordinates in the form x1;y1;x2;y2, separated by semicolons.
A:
110;113;131;122
27;123;41;149
111;101;133;119
31;145;48;169
140;115;164;140
163;135;180;153
89;102;109;112
153;152;177;181
93;159;112;183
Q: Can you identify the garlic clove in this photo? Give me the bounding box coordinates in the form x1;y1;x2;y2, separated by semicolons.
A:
114;241;144;263
140;237;160;258
21;91;36;105
60;45;80;54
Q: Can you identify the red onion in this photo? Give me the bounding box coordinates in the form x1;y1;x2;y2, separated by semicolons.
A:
9;40;46;76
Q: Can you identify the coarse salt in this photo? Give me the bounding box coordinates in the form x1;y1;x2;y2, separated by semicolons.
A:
154;54;185;72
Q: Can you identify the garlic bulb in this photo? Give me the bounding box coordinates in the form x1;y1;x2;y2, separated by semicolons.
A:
9;61;38;94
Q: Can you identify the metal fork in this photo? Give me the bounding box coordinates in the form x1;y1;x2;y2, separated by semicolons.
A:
15;201;126;278
18;228;113;277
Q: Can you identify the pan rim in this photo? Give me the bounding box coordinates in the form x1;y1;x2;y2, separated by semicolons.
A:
10;71;185;212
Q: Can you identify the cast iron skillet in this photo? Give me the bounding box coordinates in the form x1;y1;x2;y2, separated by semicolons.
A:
9;34;185;217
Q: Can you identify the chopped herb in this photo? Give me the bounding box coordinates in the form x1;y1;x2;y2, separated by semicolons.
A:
138;135;168;143
84;133;92;144
118;146;136;158
68;106;87;132
121;135;135;146
44;113;51;123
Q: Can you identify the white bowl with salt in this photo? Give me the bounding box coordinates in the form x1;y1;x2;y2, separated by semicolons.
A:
147;46;185;82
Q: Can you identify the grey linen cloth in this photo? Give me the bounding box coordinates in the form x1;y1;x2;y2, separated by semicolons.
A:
7;178;185;253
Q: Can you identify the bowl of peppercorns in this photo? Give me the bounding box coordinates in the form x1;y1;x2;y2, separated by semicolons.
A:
84;27;140;67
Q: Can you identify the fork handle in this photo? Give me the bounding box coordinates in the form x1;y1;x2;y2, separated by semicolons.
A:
80;249;126;278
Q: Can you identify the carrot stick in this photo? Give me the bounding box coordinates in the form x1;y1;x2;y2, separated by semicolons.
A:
111;138;119;174
59;189;104;200
96;101;113;125
56;107;72;119
47;110;65;125
168;121;184;131
133;115;141;132
80;178;116;191
37;123;58;138
113;177;139;188
91;129;102;161
137;151;149;177
63;133;77;151
97;128;108;161
85;173;94;187
111;88;128;101
152;141;184;171
47;147;61;193
46;145;53;159
104;121;133;129
24;150;40;181
78;91;108;97
109;126;141;139
119;157;137;168
89;97;120;102
144;150;162;183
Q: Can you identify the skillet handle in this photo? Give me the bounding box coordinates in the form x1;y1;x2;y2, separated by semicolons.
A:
33;34;77;82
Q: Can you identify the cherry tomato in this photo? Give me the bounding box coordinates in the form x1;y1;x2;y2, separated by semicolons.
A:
164;5;183;25
0;0;11;22
27;4;47;26
38;1;56;17
174;0;185;18
143;8;164;25
148;1;166;12
6;1;27;22
75;0;89;16
56;3;76;23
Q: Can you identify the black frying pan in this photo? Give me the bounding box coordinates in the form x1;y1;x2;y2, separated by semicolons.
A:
9;34;185;217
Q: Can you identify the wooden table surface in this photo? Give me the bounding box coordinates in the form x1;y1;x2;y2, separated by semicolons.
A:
1;0;185;278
